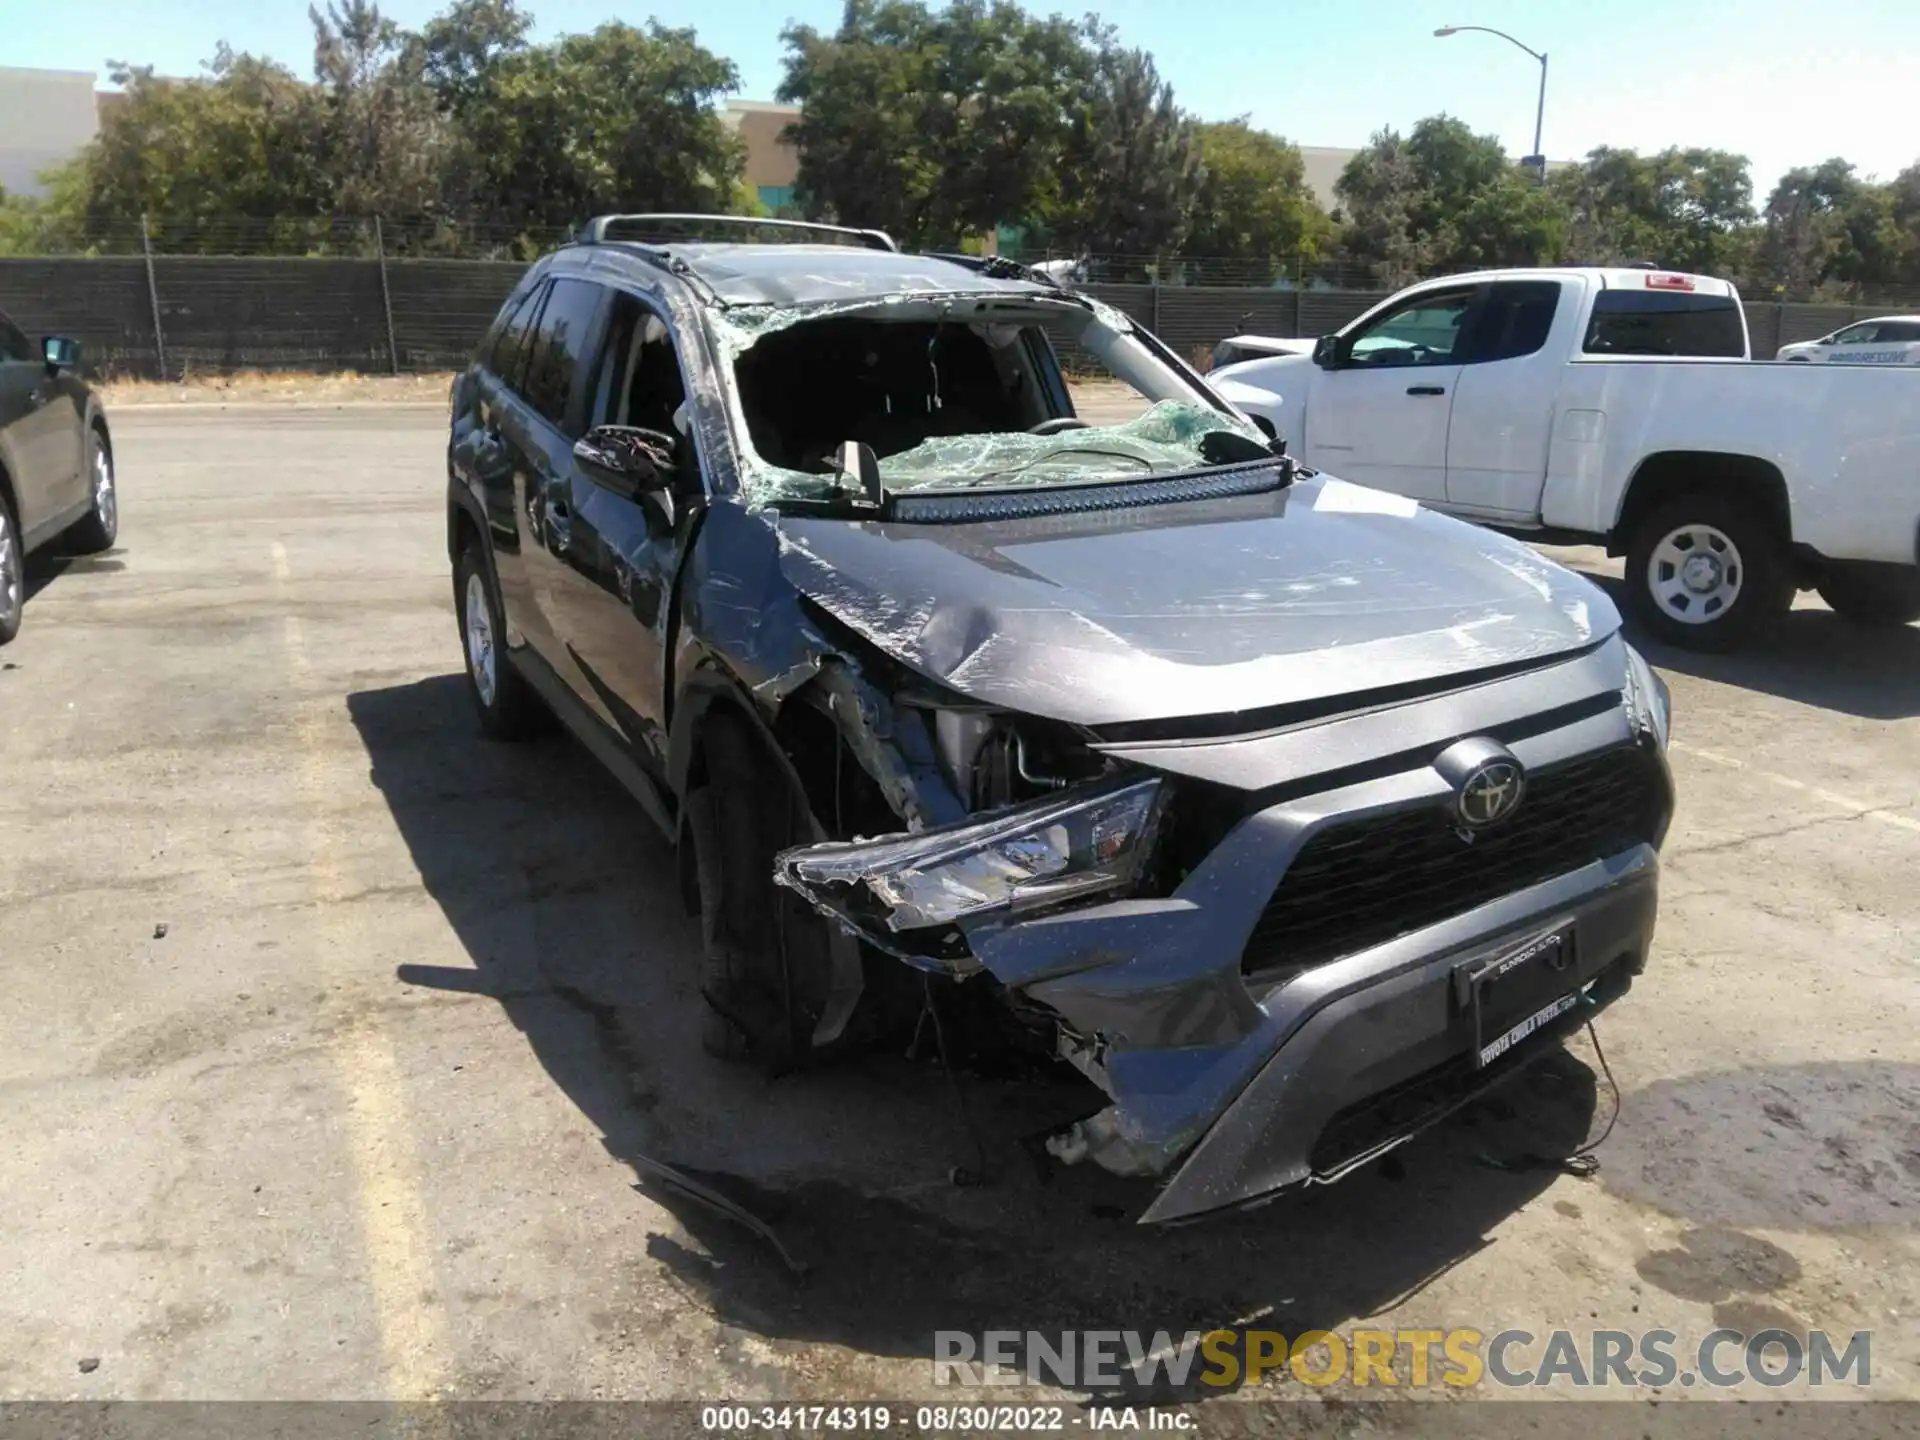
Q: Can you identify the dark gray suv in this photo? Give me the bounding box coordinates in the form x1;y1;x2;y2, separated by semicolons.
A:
445;215;1674;1223
0;311;117;644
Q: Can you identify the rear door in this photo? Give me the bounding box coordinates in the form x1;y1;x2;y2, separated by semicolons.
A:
1302;284;1478;503
502;275;613;710
464;280;549;653
1443;279;1566;517
547;290;703;768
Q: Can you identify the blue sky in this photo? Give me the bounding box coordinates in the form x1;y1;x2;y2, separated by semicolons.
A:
12;0;1918;198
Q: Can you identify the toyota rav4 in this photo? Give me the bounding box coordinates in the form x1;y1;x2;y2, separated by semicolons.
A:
445;215;1674;1224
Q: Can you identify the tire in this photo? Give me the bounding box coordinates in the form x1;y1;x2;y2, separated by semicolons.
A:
62;427;118;555
1624;493;1795;651
1816;564;1920;628
0;490;22;646
688;711;836;1070
454;540;543;740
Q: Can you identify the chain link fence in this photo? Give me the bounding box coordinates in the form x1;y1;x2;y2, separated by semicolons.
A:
0;216;1911;379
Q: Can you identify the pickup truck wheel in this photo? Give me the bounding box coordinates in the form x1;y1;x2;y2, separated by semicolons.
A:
0;492;22;645
1816;565;1920;627
455;541;543;739
690;712;834;1071
1626;496;1792;650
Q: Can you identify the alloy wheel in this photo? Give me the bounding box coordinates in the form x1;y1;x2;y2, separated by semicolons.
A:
464;570;497;707
92;440;117;535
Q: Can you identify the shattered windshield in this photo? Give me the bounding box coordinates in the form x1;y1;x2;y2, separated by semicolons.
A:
712;294;1268;506
872;401;1256;491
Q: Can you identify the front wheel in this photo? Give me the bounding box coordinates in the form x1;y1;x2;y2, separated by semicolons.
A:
1816;564;1920;627
62;428;118;554
1624;494;1794;651
688;711;836;1070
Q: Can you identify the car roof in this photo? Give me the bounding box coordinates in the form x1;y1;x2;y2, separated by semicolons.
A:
576;241;1056;309
1396;266;1740;299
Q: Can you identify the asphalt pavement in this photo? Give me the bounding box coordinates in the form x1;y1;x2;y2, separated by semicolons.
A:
1;407;1915;1413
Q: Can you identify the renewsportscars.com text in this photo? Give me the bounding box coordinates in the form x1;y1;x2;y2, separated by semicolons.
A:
932;1327;1872;1390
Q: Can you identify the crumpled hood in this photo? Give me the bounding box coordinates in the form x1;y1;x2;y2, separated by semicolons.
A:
773;475;1618;727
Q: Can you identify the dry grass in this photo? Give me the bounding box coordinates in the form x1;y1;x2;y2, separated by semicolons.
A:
99;370;456;406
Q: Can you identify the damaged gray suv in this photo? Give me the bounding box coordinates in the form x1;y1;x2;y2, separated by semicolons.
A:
446;215;1674;1224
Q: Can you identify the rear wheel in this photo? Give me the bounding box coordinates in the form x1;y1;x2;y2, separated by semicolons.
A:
1816;564;1920;627
688;711;836;1070
455;540;543;739
1625;494;1794;651
62;428;118;554
0;492;22;645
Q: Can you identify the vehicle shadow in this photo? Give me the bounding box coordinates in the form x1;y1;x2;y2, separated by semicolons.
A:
1574;570;1920;721
21;547;126;609
349;673;1603;1403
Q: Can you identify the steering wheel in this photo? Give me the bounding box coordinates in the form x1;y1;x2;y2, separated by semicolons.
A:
1029;417;1092;436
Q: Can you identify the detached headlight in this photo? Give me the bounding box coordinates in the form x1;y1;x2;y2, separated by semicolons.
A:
1624;643;1671;749
774;777;1166;936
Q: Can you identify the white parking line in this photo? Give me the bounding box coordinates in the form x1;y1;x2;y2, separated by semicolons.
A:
274;540;447;1398
1673;740;1920;835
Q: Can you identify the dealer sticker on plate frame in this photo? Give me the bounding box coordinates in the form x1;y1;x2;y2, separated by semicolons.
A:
1458;924;1582;1068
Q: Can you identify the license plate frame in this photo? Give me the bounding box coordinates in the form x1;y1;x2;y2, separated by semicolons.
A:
1458;923;1581;1069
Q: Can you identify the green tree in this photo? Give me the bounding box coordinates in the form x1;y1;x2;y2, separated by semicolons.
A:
448;21;744;228
1052;43;1201;265
1754;159;1909;298
1551;146;1754;275
1335;117;1564;284
1331;128;1437;285
1183;121;1331;281
416;0;533;118
1890;161;1920;289
51;49;336;251
778;0;1096;248
309;1;447;218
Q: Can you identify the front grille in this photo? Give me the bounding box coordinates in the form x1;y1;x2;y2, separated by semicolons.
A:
1241;743;1665;977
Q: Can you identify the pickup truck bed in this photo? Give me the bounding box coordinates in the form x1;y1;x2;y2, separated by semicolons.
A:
1214;266;1920;648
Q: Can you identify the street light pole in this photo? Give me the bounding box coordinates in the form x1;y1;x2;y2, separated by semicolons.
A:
1435;24;1549;184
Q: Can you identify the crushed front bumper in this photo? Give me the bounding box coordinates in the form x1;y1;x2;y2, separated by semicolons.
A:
778;637;1672;1224
957;670;1671;1224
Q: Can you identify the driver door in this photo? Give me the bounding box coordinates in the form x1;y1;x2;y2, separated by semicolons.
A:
547;290;702;770
1302;285;1479;503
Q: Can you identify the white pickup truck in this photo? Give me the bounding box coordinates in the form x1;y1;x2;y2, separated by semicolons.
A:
1211;267;1920;648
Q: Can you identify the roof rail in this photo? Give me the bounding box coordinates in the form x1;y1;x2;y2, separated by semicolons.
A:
578;213;898;253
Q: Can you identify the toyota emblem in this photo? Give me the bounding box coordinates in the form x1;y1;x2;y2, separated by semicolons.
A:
1433;738;1528;835
1457;758;1525;829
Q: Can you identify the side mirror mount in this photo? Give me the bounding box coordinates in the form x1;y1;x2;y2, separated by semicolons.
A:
572;425;672;500
1247;412;1278;441
43;336;81;372
1311;334;1343;369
